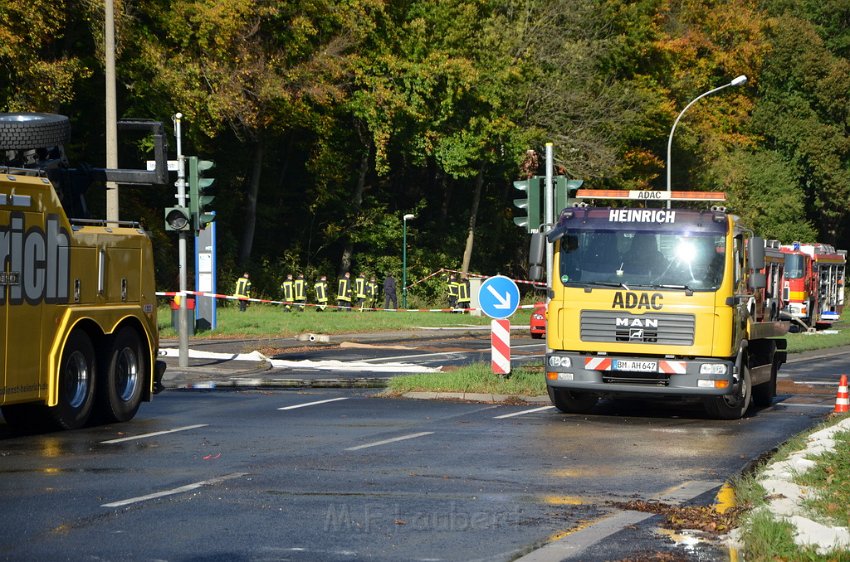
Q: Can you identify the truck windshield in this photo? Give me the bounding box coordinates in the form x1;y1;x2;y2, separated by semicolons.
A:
559;230;726;290
784;253;805;279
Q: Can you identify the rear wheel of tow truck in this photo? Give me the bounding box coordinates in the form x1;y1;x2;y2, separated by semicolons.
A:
548;387;598;414
97;327;146;423
50;330;97;430
704;361;752;420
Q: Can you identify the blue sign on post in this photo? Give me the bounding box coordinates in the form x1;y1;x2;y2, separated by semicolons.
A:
478;275;520;319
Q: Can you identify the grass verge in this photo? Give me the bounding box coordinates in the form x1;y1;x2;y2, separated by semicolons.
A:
733;414;850;561
386;364;547;397
159;301;505;338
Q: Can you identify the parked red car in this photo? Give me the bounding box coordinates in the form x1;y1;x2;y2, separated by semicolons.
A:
530;301;546;339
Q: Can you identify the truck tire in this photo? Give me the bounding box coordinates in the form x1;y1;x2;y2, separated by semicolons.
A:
51;330;97;430
97;327;146;423
0;113;71;150
548;387;598;414
705;362;752;420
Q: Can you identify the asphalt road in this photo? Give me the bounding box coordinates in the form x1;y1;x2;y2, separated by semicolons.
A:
0;342;844;561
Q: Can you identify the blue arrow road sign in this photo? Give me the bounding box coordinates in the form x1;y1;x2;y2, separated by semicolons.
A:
479;275;520;319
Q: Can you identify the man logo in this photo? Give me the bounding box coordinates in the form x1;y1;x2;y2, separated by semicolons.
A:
630;328;644;341
616;317;659;328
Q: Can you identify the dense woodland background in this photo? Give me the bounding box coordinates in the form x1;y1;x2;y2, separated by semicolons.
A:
3;0;849;302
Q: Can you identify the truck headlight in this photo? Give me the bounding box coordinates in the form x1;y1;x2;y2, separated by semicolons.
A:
700;364;728;375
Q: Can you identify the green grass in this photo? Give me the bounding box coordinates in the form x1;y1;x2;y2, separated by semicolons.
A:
386;364;546;396
785;324;850;353
158;299;509;338
733;415;850;562
797;426;850;528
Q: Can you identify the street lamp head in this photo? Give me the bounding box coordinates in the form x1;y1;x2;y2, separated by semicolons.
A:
731;75;747;87
403;214;415;221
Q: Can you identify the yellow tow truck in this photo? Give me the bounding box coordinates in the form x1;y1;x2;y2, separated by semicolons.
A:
1;113;167;430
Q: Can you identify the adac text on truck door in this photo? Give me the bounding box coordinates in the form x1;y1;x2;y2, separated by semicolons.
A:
529;190;789;420
0;113;167;430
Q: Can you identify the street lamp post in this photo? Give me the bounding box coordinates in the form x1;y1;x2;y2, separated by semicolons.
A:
402;213;415;309
666;75;747;207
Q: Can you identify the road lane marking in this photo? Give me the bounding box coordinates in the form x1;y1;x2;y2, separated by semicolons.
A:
101;472;247;508
278;397;349;410
345;432;434;451
517;480;723;561
100;424;208;444
494;406;555;419
775;402;833;409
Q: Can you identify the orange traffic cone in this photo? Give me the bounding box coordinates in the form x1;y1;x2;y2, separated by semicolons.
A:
835;374;849;414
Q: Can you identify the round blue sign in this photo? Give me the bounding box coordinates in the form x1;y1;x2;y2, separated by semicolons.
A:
478;275;520;319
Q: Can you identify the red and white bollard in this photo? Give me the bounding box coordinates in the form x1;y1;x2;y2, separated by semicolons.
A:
491;319;511;375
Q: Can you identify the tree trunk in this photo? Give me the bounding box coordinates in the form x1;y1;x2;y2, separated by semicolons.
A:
238;140;264;267
461;167;484;274
338;120;370;275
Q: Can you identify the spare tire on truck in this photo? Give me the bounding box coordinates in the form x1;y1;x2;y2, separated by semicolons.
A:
0;113;71;150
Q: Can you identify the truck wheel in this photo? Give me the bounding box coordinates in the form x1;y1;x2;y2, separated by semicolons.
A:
50;330;97;430
548;387;598;414
752;360;778;408
98;327;146;423
705;363;752;420
0;113;71;150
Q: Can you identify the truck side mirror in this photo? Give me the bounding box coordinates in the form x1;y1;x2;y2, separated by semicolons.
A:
749;236;765;270
529;233;545;281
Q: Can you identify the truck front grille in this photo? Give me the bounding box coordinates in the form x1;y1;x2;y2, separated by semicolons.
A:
580;311;695;345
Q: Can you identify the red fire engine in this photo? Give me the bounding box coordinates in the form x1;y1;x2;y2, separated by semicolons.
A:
780;242;846;329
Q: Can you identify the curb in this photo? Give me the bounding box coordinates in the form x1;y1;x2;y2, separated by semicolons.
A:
397;391;550;404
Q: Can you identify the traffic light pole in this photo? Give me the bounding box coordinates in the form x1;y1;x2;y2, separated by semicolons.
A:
173;114;189;368
544;143;554;293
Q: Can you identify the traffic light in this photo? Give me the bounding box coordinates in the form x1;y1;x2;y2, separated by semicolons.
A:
164;206;191;231
554;176;584;213
513;176;542;233
188;156;215;232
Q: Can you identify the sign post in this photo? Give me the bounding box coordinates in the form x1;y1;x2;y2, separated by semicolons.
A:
479;275;520;375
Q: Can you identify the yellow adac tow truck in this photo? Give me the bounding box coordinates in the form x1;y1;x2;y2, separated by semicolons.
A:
530;190;789;419
0;113;167;430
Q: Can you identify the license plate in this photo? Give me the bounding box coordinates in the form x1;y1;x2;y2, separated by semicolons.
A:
613;360;657;372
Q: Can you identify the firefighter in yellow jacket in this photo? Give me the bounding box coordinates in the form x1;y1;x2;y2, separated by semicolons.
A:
281;274;294;312
294;273;306;311
457;275;471;311
354;273;367;310
314;275;329;311
234;272;252;312
337;271;352;311
367;276;379;309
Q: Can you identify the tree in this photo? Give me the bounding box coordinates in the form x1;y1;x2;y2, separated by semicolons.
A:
129;0;366;266
0;0;93;111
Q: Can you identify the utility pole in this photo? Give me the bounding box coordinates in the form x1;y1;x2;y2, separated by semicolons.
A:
104;0;119;222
